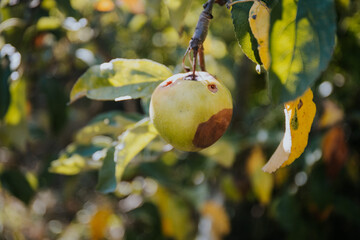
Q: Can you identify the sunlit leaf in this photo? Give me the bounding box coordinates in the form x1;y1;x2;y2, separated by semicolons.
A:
200;139;235;168
0;18;25;33
89;207;113;240
5;79;25;125
49;154;87;175
203;35;228;59
41;0;57;10
87;80;163;101
1;79;28;151
128;14;148;32
115;118;158;181
322;126;348;178
36;17;62;31
201;201;230;239
152;186;193;240
94;0;115;12
268;0;336;104
96;147;117;193
165;0;192;33
70;58;172;103
75;111;140;145
248;1;271;70
247;146;273;204
25;172;38;190
70;0;92;13
50;144;105;175
231;2;261;64
122;0;145;14
263;89;316;173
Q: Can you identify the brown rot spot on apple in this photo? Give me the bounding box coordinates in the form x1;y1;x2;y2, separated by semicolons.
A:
161;80;173;87
208;84;218;93
192;108;232;148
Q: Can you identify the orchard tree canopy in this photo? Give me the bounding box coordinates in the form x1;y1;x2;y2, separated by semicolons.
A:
1;0;360;239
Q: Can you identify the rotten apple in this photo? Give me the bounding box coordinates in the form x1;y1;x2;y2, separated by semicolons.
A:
149;71;233;152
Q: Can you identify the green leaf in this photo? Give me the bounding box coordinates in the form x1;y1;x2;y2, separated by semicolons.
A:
36;16;61;31
221;175;241;202
0;56;11;120
1;79;28;151
0;169;35;205
165;0;193;33
87;80;163;101
40;77;68;133
75;111;141;145
96;146;117;193
115;118;158;182
268;0;336;104
231;2;261;64
200;139;236;168
70;58;172;103
0;57;11;119
0;18;25;33
49;144;104;175
89;110;142;124
49;154;87;175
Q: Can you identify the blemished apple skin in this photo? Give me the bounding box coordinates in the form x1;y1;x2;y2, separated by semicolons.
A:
149;71;233;152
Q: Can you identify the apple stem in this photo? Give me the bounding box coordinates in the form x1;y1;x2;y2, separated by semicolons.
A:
183;0;215;77
199;45;206;71
192;48;198;80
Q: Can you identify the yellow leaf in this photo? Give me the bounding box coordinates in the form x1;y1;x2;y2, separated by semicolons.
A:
3;79;28;151
5;79;27;126
274;167;289;187
322;126;348;178
89;208;112;240
246;146;265;175
201;201;230;239
200;139;236;168
115;119;158;181
121;0;145;14
94;0;115;12
36;16;61;31
151;186;193;240
247;147;273;204
263;139;290;173
248;1;271;70
263;89;316;173
49;154;86;175
318;100;344;128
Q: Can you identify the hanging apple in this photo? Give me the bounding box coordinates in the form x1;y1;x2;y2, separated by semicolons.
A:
150;71;233;152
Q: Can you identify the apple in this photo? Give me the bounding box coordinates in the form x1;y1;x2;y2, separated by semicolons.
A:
149;71;233;152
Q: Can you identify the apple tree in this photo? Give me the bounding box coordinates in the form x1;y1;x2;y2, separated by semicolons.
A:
1;0;360;239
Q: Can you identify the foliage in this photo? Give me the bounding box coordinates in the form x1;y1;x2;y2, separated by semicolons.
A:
263;89;316;173
232;0;336;103
1;0;360;239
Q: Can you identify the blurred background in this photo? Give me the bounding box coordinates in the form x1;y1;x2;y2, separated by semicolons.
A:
1;0;360;239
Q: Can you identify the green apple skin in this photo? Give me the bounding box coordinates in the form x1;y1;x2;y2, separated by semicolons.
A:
149;71;233;152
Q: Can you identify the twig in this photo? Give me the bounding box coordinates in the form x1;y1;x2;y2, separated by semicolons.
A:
183;0;215;79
